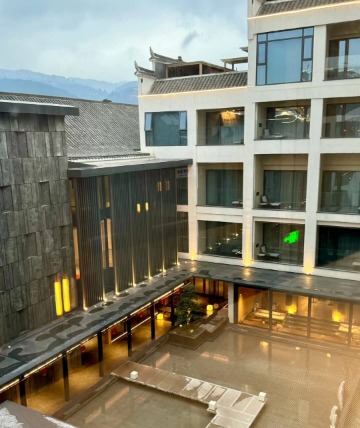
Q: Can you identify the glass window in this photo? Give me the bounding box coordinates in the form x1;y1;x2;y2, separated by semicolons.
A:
320;171;360;214
271;293;309;337
198;221;242;258
257;27;313;85
263;170;307;210
310;298;349;344
206;170;243;207
144;113;152;131
266;106;310;139
324;102;360;138
239;287;270;330
206;109;244;145
256;222;305;265
145;112;187;146
177;212;189;253
317;226;360;272
176;167;188;205
327;37;360;80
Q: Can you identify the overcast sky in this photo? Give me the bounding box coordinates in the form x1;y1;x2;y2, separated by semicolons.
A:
0;0;248;83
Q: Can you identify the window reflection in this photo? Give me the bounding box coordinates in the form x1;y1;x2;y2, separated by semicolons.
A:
317;226;360;272
320;171;360;214
145;111;187;146
198;221;242;258
324;102;360;138
257;27;313;85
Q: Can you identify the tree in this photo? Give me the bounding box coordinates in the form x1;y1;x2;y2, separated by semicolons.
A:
176;284;203;325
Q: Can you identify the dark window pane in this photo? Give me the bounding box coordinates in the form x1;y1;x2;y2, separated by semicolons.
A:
199;221;242;258
206;170;243;207
177;212;189;252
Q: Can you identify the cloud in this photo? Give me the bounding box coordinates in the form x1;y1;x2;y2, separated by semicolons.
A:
181;31;199;50
0;0;248;81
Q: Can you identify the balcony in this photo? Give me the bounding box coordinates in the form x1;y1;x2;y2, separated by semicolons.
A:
198;221;242;258
198;108;244;146
255;155;308;211
317;225;360;272
198;164;243;208
256;103;310;140
326;22;360;80
319;157;360;214
323;99;360;138
255;222;305;266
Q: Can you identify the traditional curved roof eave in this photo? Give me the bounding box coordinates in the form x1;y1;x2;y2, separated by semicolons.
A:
134;61;156;78
149;46;183;64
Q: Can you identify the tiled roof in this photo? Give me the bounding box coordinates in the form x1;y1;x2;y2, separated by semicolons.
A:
0;93;140;159
149;72;247;95
134;61;155;78
257;0;357;16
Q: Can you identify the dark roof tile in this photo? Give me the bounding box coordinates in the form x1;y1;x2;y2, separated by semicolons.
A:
0;93;140;159
149;72;247;94
257;0;356;16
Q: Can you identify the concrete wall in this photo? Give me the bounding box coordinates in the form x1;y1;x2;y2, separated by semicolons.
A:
0;111;76;344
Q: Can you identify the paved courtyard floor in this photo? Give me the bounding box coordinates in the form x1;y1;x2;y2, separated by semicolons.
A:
66;326;360;428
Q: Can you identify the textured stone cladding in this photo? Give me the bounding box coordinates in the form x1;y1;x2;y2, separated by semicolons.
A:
0;113;75;345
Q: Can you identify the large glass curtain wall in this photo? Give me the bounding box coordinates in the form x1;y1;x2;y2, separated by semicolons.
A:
266;106;310;139
257;27;314;85
238;287;358;346
199;221;242;258
317;226;360;272
320;171;360;213
324;102;360;138
206;110;244;145
327;36;360;79
263;170;307;210
206;169;243;207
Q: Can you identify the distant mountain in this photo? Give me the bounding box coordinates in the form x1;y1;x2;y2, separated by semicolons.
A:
0;69;138;104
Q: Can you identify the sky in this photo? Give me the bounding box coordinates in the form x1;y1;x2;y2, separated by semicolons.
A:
0;0;248;83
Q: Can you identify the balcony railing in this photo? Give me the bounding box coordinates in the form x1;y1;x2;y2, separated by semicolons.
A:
325;55;360;80
319;191;360;214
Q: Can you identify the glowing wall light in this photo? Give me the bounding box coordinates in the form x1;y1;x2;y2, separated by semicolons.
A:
136;203;141;213
287;305;297;315
54;281;63;316
62;278;71;312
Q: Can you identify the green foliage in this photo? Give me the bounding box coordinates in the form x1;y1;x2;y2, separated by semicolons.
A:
176;284;203;325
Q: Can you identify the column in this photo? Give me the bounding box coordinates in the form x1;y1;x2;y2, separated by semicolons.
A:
170;294;176;327
126;318;132;356
97;331;104;377
150;303;156;340
19;376;27;407
62;352;70;401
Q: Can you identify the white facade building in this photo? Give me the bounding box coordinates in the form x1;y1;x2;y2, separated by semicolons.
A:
136;0;360;283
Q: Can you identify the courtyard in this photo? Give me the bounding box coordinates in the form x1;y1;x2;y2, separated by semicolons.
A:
65;325;360;427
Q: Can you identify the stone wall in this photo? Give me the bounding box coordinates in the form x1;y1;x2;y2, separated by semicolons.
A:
0;111;76;344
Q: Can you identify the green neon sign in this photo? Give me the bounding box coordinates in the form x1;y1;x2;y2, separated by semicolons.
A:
283;230;299;244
